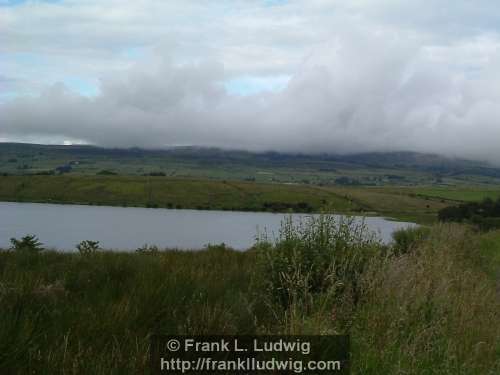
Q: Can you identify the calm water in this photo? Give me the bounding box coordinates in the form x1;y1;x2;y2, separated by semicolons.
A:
0;202;415;251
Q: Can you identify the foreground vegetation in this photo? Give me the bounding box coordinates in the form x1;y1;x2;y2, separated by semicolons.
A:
1;217;499;373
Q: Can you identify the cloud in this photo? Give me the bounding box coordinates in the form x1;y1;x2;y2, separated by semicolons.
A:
2;0;500;163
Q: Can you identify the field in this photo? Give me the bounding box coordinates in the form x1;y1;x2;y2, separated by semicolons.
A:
0;175;500;223
0;175;459;223
2;174;500;224
409;187;500;202
0;175;356;212
2;143;500;225
1;220;499;374
3;143;500;187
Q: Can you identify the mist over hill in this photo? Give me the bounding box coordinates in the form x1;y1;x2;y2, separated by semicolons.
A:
2;143;500;184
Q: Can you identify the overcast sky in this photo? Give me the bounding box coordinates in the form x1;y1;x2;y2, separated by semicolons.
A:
2;0;500;163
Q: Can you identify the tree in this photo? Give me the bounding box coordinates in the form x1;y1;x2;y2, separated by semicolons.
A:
10;235;44;253
76;240;100;255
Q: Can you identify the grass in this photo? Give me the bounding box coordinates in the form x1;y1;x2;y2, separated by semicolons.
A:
324;186;451;224
3;142;500;187
478;230;500;280
411;187;500;202
1;219;499;374
2;175;500;225
0;175;473;224
0;175;357;213
0;247;264;373
352;224;500;374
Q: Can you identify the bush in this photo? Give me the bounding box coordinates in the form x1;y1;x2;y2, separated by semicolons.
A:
76;240;100;255
9;235;44;253
205;243;231;253
392;226;430;255
261;201;313;213
438;197;500;230
136;244;159;254
256;214;382;309
96;170;117;175
471;216;500;231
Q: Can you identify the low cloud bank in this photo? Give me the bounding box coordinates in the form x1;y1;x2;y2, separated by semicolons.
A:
2;1;500;164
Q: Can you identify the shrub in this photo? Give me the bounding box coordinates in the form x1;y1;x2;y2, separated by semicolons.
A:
76;240;100;255
9;235;44;253
205;243;231;252
96;170;117;175
392;226;430;255
136;244;159;254
438;197;500;230
256;214;382;309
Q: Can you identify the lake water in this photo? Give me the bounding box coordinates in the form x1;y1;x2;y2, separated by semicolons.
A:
0;202;416;251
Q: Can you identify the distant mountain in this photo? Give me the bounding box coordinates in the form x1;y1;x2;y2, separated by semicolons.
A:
320;151;500;176
1;142;500;181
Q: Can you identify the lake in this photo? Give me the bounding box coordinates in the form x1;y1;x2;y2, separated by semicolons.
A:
0;202;416;251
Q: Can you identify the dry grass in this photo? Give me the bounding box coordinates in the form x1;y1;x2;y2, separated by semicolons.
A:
353;224;500;374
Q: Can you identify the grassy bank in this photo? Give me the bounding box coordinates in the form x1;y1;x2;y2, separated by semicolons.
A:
0;175;468;223
0;175;356;213
1;219;499;373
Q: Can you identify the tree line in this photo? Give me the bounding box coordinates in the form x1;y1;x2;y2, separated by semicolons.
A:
438;197;500;230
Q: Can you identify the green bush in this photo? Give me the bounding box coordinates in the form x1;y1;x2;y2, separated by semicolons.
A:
256;214;382;309
391;226;430;255
9;235;44;253
204;243;231;253
76;240;100;255
135;244;159;253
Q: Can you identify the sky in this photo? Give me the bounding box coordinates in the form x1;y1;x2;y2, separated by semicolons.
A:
2;0;500;163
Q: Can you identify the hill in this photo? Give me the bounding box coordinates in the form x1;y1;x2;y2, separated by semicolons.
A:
1;143;500;186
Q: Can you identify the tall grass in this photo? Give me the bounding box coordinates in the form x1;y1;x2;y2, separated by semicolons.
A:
0;217;499;373
0;248;267;373
352;224;500;374
255;215;384;335
256;217;499;372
